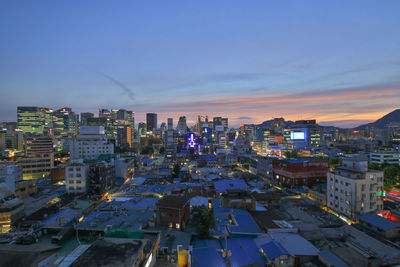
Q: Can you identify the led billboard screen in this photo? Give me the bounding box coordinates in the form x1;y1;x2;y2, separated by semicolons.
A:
290;132;305;140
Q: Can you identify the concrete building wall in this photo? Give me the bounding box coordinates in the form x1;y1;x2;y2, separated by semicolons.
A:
66;164;89;193
327;167;383;218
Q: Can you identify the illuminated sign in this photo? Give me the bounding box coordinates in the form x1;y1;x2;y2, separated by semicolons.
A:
187;133;197;148
144;253;152;267
290;132;305;140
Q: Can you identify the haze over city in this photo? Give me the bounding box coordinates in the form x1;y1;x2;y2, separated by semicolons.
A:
1;1;400;127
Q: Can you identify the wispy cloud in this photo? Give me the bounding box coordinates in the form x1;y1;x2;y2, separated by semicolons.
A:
129;81;400;127
93;70;135;101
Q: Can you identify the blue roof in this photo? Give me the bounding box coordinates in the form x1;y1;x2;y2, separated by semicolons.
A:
114;177;126;186
221;238;267;267
356;213;400;231
211;198;221;209
319;250;350;267
193;247;225;267
268;232;319;256
213;208;261;237
293;187;308;194
192;239;225;267
214;179;249;193
141;158;154;163
42;208;81;228
283;158;314;164
261;241;290;260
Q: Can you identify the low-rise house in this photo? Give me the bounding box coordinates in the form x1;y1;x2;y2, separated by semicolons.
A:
156;195;190;230
356;213;400;240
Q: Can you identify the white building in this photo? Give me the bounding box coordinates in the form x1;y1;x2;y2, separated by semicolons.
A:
0;162;22;193
71;126;114;160
66;162;90;193
327;158;383;219
370;152;400;166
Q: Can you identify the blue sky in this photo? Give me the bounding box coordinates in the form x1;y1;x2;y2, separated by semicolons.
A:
0;1;399;127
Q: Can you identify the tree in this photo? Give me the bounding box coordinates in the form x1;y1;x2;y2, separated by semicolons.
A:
328;158;342;169
172;164;181;178
378;165;400;191
141;146;154;156
159;147;165;154
191;206;215;239
368;163;381;170
284;150;298;159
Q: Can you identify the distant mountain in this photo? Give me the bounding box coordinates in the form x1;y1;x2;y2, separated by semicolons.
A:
355;109;400;130
258;119;294;128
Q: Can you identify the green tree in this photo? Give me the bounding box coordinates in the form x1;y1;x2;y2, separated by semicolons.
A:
159;147;165;154
192;206;215;239
284;150;298;159
172;164;181;178
368;163;381;170
383;165;400;191
141;146;154;156
328;158;342;169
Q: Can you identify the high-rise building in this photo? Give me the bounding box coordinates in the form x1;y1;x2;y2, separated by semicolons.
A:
52;107;79;136
384;123;400;146
18;135;54;179
240;124;255;139
99;109;112;119
214;125;227;148
176;116;188;136
166;118;175;157
213;117;222;130
80;112;94;126
0;128;24;151
17;106;52;135
116;109;128;121
327;159;384;219
87;117;116;138
221;118;228;131
138;123;147;138
146;113;157;133
197;115;208;133
117;125;132;148
25;135;53;156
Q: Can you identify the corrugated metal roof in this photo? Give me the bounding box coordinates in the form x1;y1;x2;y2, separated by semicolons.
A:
261;241;290;260
356;213;400;231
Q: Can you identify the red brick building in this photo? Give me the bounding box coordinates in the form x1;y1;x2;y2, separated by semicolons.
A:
273;158;329;187
156;195;190;230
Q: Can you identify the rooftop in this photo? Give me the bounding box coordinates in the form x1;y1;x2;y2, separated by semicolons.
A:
268;232;319;256
157;195;189;209
214;179;249;193
356;213;400;231
260;240;290;260
69;238;149;267
213;208;261;237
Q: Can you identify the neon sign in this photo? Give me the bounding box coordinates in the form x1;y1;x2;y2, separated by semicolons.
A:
187;133;197;148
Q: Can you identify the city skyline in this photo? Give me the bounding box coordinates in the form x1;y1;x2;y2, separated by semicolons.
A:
1;1;400;127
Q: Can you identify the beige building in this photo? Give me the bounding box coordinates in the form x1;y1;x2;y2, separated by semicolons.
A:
327;158;383;218
19;135;54;179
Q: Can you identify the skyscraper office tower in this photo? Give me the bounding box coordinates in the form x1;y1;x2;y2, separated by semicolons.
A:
146;113;157;133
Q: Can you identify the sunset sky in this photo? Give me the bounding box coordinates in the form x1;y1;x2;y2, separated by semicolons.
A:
1;1;399;127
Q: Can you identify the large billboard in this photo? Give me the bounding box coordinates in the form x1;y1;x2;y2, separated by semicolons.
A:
290;131;305;140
